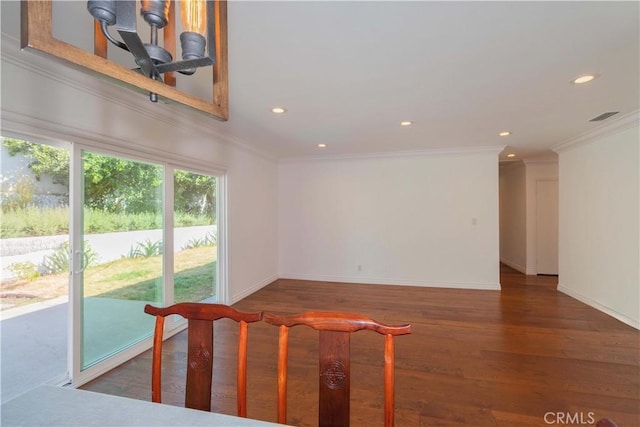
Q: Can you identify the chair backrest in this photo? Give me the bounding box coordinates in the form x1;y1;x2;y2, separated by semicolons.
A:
144;303;263;416
263;311;411;427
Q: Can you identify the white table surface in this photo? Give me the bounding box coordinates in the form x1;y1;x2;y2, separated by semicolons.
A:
1;385;289;427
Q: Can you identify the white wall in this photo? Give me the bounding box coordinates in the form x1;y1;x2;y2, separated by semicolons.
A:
226;148;279;302
555;116;639;329
0;17;279;304
499;161;526;273
278;149;502;289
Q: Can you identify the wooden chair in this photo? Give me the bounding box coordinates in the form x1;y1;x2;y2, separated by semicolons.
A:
264;311;411;427
144;303;263;416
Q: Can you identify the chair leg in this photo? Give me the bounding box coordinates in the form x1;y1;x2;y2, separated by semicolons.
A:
277;326;289;425
383;334;395;427
151;316;165;404
237;320;248;417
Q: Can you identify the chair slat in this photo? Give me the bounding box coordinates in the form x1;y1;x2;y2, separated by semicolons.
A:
319;330;350;427
186;318;214;411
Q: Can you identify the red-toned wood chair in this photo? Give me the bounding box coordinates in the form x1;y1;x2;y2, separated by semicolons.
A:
264;311;411;427
144;303;263;416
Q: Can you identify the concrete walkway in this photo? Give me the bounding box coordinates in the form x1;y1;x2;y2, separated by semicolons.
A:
0;297;155;404
0;299;67;404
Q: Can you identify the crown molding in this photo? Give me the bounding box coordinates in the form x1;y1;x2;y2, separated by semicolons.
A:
279;145;507;164
553;110;640;153
0;32;277;163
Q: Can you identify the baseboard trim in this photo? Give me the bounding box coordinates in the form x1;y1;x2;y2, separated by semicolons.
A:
231;274;278;304
558;284;640;330
278;273;501;291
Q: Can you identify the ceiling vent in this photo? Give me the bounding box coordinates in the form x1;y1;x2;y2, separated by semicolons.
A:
589;112;619;122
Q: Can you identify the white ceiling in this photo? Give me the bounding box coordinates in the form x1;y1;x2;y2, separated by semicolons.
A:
217;1;639;160
3;1;639;161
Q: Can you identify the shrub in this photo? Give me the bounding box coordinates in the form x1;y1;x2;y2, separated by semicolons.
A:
0;212;23;237
28;208;68;236
175;211;213;227
0;207;69;237
1;206;212;238
124;239;163;259
42;244;70;274
42;241;98;274
7;261;40;281
1;173;37;211
182;230;217;249
127;212;162;231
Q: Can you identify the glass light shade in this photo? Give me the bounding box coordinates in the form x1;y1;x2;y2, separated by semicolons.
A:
179;0;207;66
180;0;207;35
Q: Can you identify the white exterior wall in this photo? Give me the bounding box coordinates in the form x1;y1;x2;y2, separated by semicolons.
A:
278;149;501;289
556;116;639;329
0;147;69;202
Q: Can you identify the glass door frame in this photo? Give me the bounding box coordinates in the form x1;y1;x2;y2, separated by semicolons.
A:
70;143;227;386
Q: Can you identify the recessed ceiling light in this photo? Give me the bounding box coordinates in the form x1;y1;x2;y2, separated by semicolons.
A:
271;107;287;114
507;153;516;158
572;74;596;84
400;121;413;126
317;143;327;148
499;131;511;137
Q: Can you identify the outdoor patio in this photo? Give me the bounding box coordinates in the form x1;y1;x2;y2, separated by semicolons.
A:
1;296;153;404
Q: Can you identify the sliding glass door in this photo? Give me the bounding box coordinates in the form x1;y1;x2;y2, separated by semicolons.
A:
69;146;224;381
79;150;163;369
1;135;226;385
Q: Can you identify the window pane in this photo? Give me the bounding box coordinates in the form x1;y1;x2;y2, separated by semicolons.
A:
173;170;217;303
81;151;163;369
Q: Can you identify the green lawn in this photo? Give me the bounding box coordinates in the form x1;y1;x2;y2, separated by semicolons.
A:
0;246;217;310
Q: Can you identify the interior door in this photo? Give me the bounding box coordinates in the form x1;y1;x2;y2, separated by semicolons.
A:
536;179;559;275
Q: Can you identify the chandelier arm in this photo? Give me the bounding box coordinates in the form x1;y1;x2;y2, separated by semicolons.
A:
117;29;163;83
100;20;129;52
154;57;214;74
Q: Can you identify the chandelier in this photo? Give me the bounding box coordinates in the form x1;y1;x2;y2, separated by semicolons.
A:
87;0;216;102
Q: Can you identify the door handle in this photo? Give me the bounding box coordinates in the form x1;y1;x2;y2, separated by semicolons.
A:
74;250;90;274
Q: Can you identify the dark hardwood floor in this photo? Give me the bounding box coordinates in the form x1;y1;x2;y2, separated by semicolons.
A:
82;265;640;426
